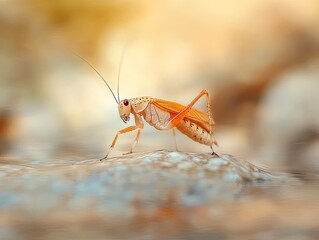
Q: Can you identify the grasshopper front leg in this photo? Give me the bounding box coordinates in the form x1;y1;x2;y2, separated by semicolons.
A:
101;114;144;160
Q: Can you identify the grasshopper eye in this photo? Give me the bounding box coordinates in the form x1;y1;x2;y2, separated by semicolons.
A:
123;99;129;106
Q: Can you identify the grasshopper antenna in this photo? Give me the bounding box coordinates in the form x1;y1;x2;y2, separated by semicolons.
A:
117;45;128;103
74;52;119;104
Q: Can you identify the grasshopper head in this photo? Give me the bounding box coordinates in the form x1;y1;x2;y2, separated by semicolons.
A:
118;99;131;123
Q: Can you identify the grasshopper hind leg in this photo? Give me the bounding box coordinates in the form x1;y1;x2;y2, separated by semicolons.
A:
172;128;179;151
210;145;220;157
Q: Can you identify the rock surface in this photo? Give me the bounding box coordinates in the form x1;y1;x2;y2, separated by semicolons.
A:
0;150;317;240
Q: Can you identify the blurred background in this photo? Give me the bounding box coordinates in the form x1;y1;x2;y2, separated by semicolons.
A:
1;0;319;171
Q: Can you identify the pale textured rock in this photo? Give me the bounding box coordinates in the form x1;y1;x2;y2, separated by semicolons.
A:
0;150;312;240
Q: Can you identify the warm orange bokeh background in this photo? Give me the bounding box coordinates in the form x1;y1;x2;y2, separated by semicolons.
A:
1;0;319;170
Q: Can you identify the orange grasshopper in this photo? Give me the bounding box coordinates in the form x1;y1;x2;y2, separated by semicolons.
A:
80;57;218;160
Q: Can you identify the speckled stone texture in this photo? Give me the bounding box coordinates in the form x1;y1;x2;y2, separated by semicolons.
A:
0;150;317;240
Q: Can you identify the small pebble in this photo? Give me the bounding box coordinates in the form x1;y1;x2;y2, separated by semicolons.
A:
143;152;163;163
177;161;194;170
223;171;241;182
208;158;228;166
161;162;173;168
191;157;201;163
205;159;225;171
167;152;187;164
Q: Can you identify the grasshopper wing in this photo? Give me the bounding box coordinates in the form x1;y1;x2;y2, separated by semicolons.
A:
151;98;214;132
